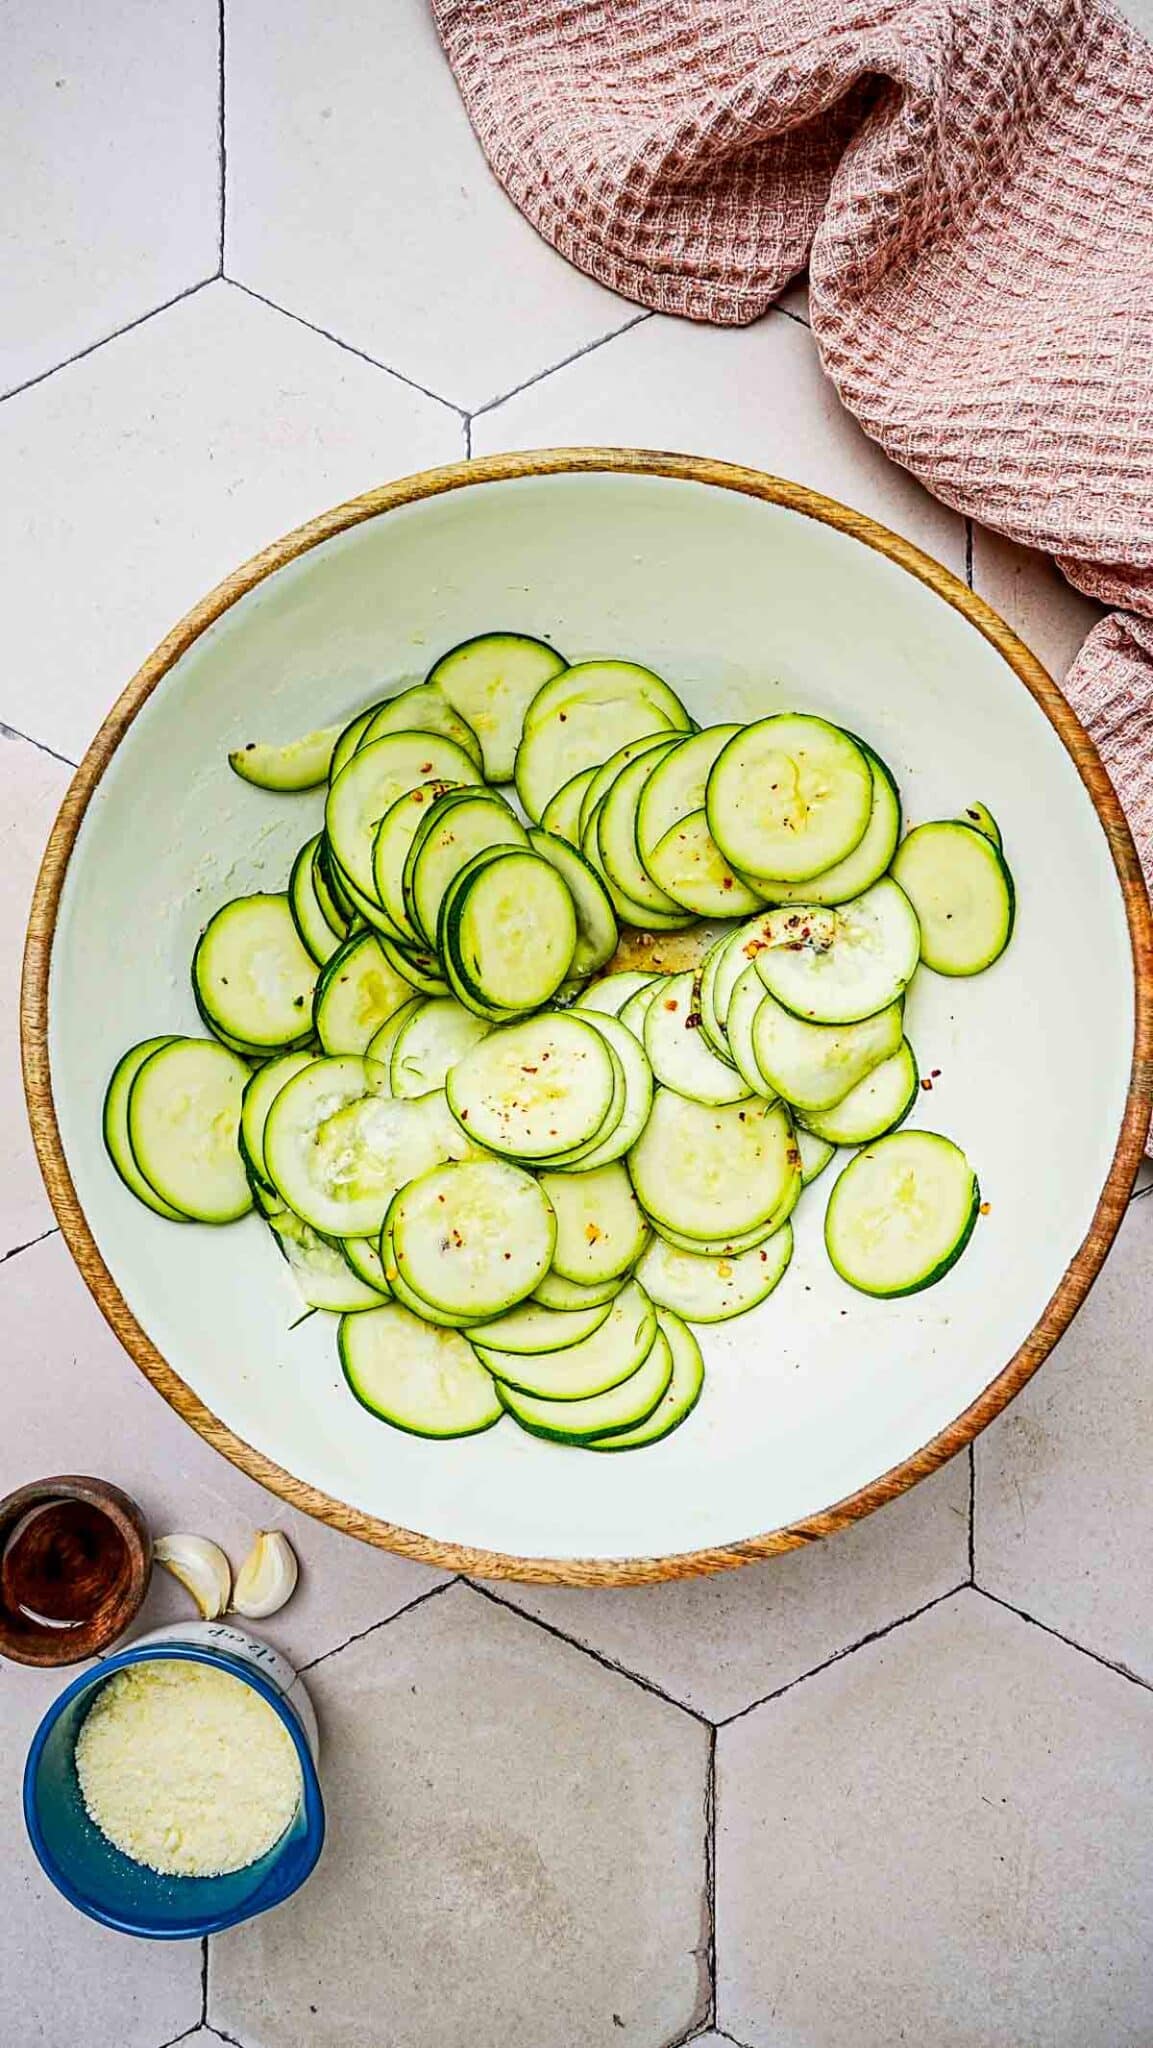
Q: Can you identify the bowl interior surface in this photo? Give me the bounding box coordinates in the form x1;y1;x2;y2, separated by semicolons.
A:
48;468;1135;1566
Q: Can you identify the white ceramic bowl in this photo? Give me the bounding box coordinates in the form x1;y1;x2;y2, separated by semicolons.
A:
25;452;1151;1584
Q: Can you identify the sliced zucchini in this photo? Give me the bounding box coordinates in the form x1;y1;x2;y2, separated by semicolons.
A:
382;1253;488;1329
528;828;618;981
477;1280;656;1401
753;879;921;1024
389;997;492;1098
515;661;691;822
385;1158;555;1320
468;1296;612;1354
540;766;598;846
636;724;743;857
588;1311;703;1450
618;977;667;1042
697;929;745;1057
707;715;872;882
574;971;656;1019
372;779;461;941
407;788;529;949
290;836;342;966
193;895;317;1051
342;1235;392;1294
269;1216;385;1312
428;633;568;782
329;705;381;783
628;1089;798;1241
644;969;752;1106
891;821;1014;975
651;1212;782;1257
314;930;419;1055
498;1320;672;1442
317;838;359;922
340;1303;501;1438
761;743;901;906
824;1130;979;1296
797;1126;836;1187
578;731;679;841
447;1013;618;1161
583;801;695;933
240;1050;316;1188
360;682;483;768
560;1010;653;1172
534;1269;628;1311
442;850;577;1014
127;1039;252;1224
750;986;904;1113
103;1037;188;1220
229;721;344;791
956;800;1002;848
724;962;777;1098
376;930;450;998
312;841;351;940
325;731;482;901
264;1055;452;1237
537;1161;649;1284
645;810;765;917
364;994;423;1076
325;849;405;941
636;1220;793;1322
594;752;696;924
800;1038;918;1145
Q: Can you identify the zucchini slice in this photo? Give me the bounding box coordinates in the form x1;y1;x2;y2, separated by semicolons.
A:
587;1311;703;1450
264;1055;453;1237
636;1221;793;1322
618;978;667;1043
371;779;461;942
537;1161;650;1284
406;788;529;949
340;1303;501;1438
724;962;777;1098
540;766;598;846
799;1038;918;1146
341;1235;392;1295
329;705;381;783
560;1010;653;1171
596;741;691;920
359;682;483;768
636;724;743;856
528;827;618;981
240;1050;316;1189
364;995;423;1076
314;930;420;1056
824;1129;979;1296
311;841;352;939
193;894;317;1051
628;1089;798;1241
447;1013;619;1161
644;969;752;1106
891;820;1014;975
127;1039;253;1224
290;835;343;966
796;1126;836;1187
103;1037;188;1220
574;970;656;1018
761;742;901;907
579;731;681;840
707;715;872;882
325;731;482;901
269;1215;385;1313
385;1158;556;1321
750;986;904;1113
229;721;344;792
498;1319;672;1442
469;1296;613;1354
752;879;921;1024
515;661;691;822
956;800;1002;848
533;1268;629;1311
478;1280;656;1401
389;997;492;1099
442;850;577;1014
644;810;764;918
428;632;568;782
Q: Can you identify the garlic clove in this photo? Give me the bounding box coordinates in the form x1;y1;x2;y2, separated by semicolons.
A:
153;1534;232;1620
231;1530;299;1619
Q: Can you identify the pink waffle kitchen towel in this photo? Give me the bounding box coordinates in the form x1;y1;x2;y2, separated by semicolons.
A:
433;0;1153;890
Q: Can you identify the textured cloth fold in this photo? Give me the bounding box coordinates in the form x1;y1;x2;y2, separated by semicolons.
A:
434;0;1153;888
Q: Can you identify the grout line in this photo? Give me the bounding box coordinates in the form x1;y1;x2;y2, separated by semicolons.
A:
469;309;653;421
296;1574;458;1673
1130;1179;1152;1202
222;279;468;418
465;1578;711;1726
0;1226;60;1269
716;1582;967;1728
217;0;227;274
965;517;974;588
967;1442;976;1583
0;278;217;406
974;1586;1153;1696
770;298;811;331
0;720;77;770
704;1726;717;2030
155;2026;205;2048
200;1936;209;2025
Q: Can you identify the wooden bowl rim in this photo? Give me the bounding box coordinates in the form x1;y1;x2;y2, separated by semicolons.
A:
20;448;1153;1587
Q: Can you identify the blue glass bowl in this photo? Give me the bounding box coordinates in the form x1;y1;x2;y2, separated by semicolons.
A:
23;1639;325;1939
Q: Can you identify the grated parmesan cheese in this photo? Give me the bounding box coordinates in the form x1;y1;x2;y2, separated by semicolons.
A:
74;1659;303;1877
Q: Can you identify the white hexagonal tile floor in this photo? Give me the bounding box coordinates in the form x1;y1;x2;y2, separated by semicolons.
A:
4;8;1152;2046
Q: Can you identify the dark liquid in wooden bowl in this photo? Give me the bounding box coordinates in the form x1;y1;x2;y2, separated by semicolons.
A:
1;1499;131;1629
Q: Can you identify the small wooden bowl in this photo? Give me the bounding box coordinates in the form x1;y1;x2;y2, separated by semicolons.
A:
0;1477;151;1667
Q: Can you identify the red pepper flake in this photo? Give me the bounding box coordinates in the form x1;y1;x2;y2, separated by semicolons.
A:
930;1069;941;1079
503;1251;512;1260
722;876;733;890
664;998;679;1012
685;1012;703;1031
521;1065;539;1075
558;711;567;722
460;1109;469;1121
920;1077;933;1092
979;1201;991;1216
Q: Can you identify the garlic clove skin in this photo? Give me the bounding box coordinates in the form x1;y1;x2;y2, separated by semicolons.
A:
231;1530;299;1619
153;1534;232;1620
